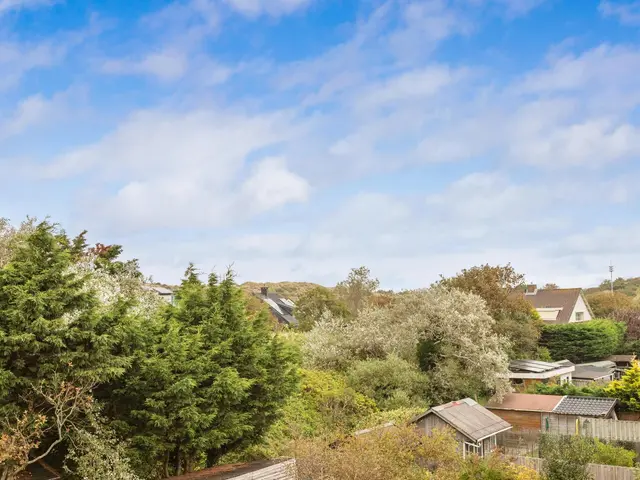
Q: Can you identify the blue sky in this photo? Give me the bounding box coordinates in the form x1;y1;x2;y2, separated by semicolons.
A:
2;0;640;289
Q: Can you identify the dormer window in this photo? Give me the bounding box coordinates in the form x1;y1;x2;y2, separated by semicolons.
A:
524;284;538;296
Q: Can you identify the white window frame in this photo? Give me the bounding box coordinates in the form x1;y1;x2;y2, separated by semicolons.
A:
463;441;481;459
575;311;584;322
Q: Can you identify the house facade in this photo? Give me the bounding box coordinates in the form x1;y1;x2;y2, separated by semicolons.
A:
413;398;512;458
516;285;594;323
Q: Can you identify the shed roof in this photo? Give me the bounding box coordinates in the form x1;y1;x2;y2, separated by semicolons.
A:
509;360;567;373
414;398;511;442
607;355;637;363
573;365;615;381
486;393;563;413
552;396;617;417
165;459;295;480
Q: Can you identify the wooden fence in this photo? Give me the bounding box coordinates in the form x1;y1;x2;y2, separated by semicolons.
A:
580;417;640;442
512;456;639;480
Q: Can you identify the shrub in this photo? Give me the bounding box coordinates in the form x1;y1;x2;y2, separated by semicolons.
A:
605;361;640;412
540;434;595;480
592;438;636;467
530;382;606;398
586;291;635;318
346;355;430;410
540;319;625;363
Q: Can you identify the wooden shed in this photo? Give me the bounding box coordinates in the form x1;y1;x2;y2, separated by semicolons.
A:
412;398;512;458
486;393;618;433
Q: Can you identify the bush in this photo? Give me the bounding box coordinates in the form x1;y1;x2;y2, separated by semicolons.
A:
530;382;606;398
540;319;625;363
346;355;430;410
586;291;635;318
540;434;595;480
592;438;636;467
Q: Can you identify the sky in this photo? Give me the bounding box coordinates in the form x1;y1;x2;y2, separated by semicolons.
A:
1;0;640;289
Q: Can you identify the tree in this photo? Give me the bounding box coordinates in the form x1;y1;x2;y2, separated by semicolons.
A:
295;286;350;331
586;291;634;318
304;287;511;403
540;319;625;363
605;361;640;411
437;264;541;359
334;267;380;316
0;223;133;475
543;283;559;290
102;266;300;477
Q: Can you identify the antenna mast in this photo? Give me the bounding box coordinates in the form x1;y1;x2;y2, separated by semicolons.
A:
609;262;614;294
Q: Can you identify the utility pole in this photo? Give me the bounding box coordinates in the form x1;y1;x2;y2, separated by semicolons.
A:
609;263;614;294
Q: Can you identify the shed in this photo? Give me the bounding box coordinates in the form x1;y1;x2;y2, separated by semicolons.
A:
412;398;511;458
572;364;616;387
165;459;295;480
507;359;574;390
486;394;618;433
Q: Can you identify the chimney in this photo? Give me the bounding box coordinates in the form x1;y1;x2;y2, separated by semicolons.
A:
260;286;268;297
525;284;538;295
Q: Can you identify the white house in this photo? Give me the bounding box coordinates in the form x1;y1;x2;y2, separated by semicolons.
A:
516;285;594;324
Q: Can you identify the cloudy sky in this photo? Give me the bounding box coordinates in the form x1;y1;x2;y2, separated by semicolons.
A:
1;0;639;289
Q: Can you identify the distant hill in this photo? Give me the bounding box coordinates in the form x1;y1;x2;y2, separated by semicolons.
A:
585;277;640;297
241;281;325;301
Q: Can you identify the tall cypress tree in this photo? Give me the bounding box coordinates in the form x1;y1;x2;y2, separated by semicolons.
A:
104;265;299;477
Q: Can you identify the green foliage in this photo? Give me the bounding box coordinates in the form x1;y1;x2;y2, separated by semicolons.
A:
295;286;351;331
437;263;541;358
586;291;635;318
346;355;430;410
605;361;640;411
592;438;636;467
540;434;595;480
224;369;377;462
65;419;140;480
540;319;625;363
101;266;300;476
334;266;380;316
530;382;606;398
587;276;640;297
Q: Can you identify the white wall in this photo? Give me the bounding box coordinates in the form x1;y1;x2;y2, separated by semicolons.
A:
569;294;592;322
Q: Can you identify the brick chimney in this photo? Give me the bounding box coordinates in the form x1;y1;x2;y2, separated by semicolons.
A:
524;284;538;295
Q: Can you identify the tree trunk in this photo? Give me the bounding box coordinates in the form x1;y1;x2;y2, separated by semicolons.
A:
174;445;182;477
185;455;193;473
163;452;170;478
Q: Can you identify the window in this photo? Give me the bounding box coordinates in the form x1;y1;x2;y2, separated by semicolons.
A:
463;442;481;458
575;311;584;322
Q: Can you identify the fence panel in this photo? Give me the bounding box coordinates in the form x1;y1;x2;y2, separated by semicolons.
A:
580;417;640;442
511;456;639;480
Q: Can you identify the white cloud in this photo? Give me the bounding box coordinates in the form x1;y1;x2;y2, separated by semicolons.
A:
102;49;189;81
600;0;640;25
222;0;312;17
39;107;309;231
0;0;55;16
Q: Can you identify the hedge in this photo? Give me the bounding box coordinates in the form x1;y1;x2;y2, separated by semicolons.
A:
540;319;625;363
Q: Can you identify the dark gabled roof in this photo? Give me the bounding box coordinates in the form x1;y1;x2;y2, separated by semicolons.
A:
255;292;299;326
166;459;295;479
413;398;511;442
552;396;617;417
514;288;591;323
573;365;615;381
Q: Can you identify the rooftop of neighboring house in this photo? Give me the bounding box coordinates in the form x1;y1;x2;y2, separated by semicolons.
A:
512;284;593;323
573;364;616;381
507;359;575;379
487;393;617;418
165;459;295;480
144;285;175;295
254;287;298;327
413;398;512;442
607;354;637;364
